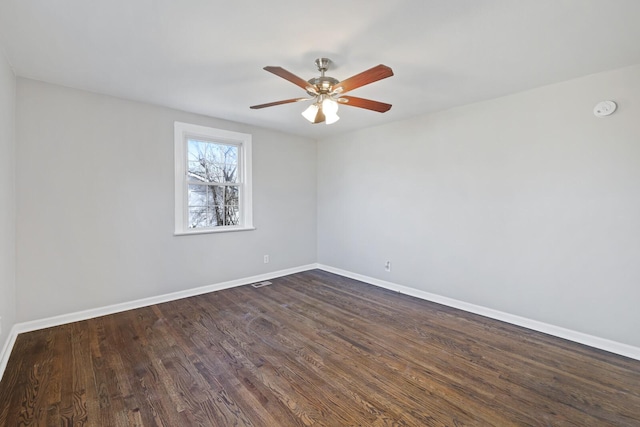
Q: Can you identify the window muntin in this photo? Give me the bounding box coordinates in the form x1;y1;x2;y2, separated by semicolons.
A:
175;123;253;234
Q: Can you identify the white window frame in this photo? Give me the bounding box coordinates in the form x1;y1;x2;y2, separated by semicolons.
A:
174;122;254;235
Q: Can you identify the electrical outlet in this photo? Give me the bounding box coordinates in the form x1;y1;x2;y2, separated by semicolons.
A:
385;261;391;272
264;255;269;264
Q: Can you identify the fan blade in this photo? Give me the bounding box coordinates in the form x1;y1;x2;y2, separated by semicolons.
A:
331;64;393;94
338;96;392;113
264;66;316;93
250;98;309;109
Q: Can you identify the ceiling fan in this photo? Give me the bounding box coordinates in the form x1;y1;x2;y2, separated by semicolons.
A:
250;58;393;124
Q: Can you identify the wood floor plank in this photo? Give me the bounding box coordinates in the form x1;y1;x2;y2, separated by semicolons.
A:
254;280;534;425
1;269;639;426
226;284;485;425
210;293;394;426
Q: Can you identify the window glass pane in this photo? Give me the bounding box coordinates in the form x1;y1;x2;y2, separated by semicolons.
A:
189;185;215;228
188;207;208;229
190;206;236;228
212;205;225;226
225;186;239;207
187;140;206;178
207;186;225;207
223;163;237;183
225;206;240;226
188;185;207;207
187;139;238;184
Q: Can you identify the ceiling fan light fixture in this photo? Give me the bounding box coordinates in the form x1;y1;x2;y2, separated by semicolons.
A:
325;111;340;125
302;102;326;124
302;97;340;125
301;103;319;123
322;97;340;124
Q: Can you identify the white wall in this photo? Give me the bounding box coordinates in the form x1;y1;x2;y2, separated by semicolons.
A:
10;65;640;351
15;79;317;322
318;65;640;347
0;51;16;353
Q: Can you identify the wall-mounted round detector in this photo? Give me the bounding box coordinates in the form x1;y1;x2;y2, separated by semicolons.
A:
593;101;617;117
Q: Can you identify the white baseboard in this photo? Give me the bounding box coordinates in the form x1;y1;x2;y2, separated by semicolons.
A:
317;264;640;361
3;262;638;383
0;263;318;382
0;325;19;383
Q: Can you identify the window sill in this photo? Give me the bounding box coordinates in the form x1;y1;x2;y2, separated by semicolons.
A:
174;226;256;236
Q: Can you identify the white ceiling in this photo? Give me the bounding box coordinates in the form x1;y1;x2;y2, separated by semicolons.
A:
1;0;639;139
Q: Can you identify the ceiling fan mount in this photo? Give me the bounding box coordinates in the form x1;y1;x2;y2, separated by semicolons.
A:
250;57;394;125
314;57;331;73
306;58;339;96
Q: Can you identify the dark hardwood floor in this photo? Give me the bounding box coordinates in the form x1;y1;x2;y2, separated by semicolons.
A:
1;270;639;426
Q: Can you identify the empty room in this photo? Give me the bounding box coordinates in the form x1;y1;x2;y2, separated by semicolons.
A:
1;1;640;425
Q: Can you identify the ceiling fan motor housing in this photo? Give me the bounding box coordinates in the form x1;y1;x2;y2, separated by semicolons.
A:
306;58;338;95
307;76;339;95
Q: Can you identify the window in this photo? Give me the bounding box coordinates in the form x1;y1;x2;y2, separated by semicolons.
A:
174;122;253;234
